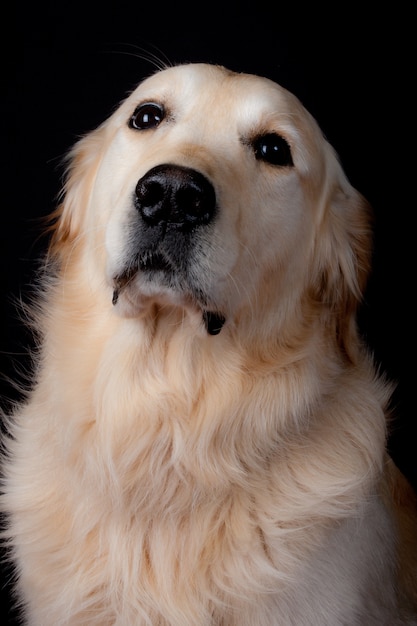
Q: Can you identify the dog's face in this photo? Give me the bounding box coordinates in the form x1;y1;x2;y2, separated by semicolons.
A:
55;63;371;341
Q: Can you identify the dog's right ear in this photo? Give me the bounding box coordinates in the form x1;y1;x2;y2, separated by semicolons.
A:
47;128;106;258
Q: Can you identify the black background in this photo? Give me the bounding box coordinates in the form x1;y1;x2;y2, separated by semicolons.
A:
1;3;415;623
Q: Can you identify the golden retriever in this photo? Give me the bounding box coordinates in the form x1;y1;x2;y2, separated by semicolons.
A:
1;63;417;625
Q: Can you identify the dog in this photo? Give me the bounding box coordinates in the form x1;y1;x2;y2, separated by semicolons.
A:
1;62;416;625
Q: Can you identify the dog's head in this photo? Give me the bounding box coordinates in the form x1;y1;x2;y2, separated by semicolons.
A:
51;63;371;353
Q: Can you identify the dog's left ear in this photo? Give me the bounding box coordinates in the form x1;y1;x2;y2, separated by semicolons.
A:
311;176;373;362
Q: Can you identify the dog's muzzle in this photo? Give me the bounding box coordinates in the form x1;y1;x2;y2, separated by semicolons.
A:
135;164;216;230
112;164;225;335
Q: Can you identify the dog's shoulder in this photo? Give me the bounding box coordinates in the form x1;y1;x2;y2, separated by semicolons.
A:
383;457;417;617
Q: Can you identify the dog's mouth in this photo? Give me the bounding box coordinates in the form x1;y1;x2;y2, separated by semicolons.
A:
112;246;188;298
111;251;226;335
201;311;226;335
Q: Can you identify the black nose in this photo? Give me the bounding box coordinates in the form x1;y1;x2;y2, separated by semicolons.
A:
135;164;216;229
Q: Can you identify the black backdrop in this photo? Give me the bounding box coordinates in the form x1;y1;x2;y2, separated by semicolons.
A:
1;3;414;622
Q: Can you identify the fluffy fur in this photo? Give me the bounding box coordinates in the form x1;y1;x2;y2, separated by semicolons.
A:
1;63;416;625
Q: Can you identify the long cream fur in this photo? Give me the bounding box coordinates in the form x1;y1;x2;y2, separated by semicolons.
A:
1;63;416;625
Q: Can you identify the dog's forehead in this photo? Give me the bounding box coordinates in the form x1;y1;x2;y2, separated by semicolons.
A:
127;63;307;124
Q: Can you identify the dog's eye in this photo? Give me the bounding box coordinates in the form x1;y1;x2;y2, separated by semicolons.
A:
253;133;293;166
129;103;165;130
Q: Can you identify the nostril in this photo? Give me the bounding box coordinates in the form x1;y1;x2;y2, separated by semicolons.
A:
135;179;167;223
176;184;214;225
137;180;164;207
135;164;216;229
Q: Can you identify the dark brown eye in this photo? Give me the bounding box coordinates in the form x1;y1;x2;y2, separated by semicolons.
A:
253;133;293;166
129;102;165;130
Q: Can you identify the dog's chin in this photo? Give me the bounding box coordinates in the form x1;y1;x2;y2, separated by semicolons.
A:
111;273;226;335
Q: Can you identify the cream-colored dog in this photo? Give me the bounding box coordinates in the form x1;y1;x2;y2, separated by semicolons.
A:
1;63;416;625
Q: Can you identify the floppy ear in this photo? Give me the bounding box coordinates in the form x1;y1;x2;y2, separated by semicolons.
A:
47;128;106;258
311;179;373;361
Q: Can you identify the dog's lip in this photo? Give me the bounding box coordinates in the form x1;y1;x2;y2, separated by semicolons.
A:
111;249;173;295
111;269;226;335
202;311;226;335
